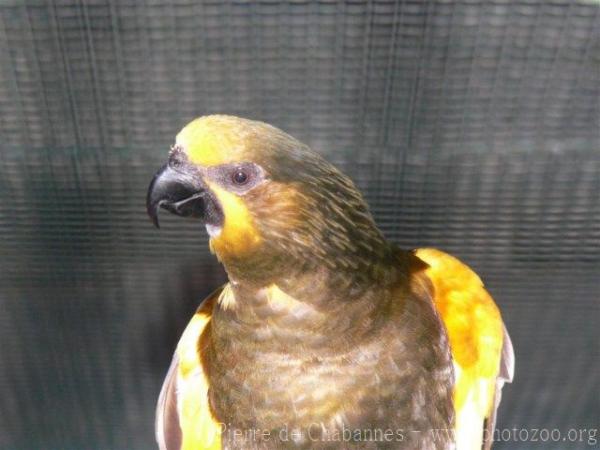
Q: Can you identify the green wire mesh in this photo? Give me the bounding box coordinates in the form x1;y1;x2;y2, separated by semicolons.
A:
0;1;598;449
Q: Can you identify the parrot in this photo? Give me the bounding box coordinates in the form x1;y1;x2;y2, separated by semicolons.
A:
146;115;514;450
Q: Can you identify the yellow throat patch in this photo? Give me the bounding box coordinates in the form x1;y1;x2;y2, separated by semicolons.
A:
206;181;262;259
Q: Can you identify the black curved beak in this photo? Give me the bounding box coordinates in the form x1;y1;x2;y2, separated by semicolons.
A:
146;163;208;228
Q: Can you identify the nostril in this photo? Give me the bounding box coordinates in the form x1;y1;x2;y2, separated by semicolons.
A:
169;155;185;170
168;145;188;169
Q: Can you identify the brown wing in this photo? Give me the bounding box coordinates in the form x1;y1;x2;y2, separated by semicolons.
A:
155;286;225;450
156;354;182;450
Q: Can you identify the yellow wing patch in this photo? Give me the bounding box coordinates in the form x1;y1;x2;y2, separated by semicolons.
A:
416;248;503;418
175;293;222;450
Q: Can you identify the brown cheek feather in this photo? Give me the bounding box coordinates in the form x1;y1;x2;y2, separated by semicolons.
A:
249;182;309;240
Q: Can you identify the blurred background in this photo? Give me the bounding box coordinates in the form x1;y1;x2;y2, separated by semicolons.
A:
0;1;598;449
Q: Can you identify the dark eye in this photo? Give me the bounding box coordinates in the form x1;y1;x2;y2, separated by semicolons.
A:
232;169;249;185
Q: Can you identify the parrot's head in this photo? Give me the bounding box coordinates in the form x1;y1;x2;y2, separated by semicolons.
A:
147;115;389;283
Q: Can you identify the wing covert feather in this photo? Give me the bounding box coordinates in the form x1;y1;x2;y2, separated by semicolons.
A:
415;248;514;450
155;287;225;450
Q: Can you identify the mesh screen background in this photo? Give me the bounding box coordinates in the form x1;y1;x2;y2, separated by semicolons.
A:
0;1;598;449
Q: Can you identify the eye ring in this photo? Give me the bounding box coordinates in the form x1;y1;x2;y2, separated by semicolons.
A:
232;168;249;185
